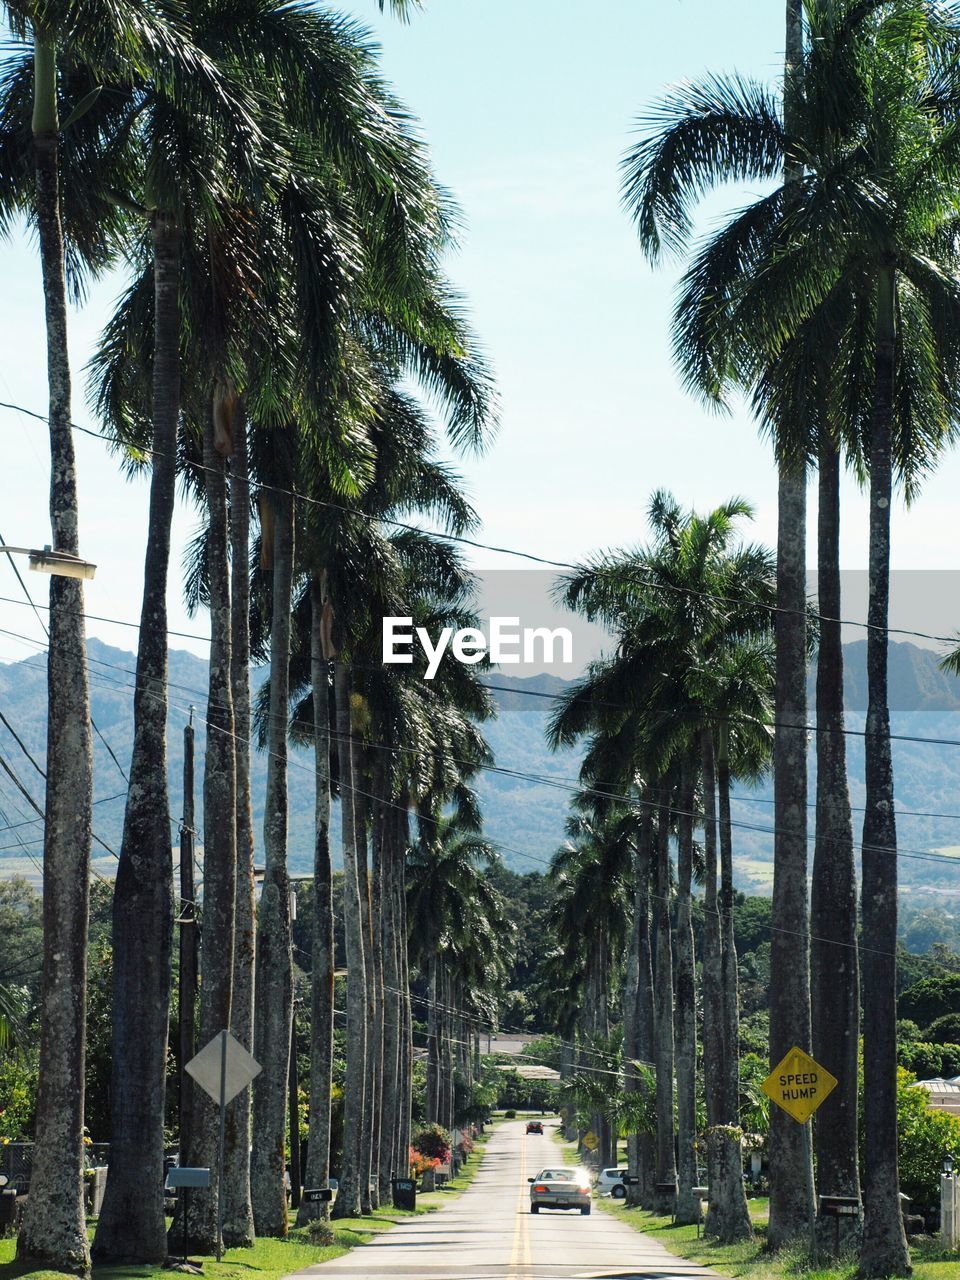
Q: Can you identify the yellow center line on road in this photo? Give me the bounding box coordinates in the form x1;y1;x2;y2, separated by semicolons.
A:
509;1129;531;1279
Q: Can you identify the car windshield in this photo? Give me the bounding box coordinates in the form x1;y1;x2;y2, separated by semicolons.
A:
539;1168;576;1181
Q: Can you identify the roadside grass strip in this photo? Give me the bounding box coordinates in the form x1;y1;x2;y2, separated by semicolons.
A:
0;1132;492;1280
549;1124;960;1280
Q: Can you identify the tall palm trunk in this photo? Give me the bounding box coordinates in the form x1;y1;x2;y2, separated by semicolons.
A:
297;582;335;1226
331;659;368;1219
714;728;753;1242
395;800;413;1167
704;726;753;1242
352;788;376;1213
595;931;614;1168
701;730;723;1137
441;965;456;1133
179;408;238;1253
365;784;385;1208
623;805;643;1204
768;0;815;1248
92;213;179;1265
426;950;441;1123
379;801;402;1190
701;730;724;1207
17;36;94;1275
252;492;295;1237
627;796;656;1207
859;267;910;1277
223;418;256;1247
674;755;699;1226
767;458;815;1248
717;733;740;1123
652;781;677;1215
811;441;861;1230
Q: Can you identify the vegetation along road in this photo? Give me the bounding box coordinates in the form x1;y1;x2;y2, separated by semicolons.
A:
286;1120;718;1280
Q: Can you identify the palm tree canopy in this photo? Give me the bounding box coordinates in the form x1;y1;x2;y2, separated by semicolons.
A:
622;0;960;486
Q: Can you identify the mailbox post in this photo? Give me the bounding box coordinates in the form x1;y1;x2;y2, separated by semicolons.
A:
818;1194;861;1257
166;1167;210;1267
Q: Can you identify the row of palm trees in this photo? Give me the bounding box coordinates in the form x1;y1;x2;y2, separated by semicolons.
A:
554;1;960;1274
548;491;774;1242
1;0;509;1271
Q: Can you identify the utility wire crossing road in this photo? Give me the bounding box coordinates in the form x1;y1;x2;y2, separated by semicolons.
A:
286;1119;721;1280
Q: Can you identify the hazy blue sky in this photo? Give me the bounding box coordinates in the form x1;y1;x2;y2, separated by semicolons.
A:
3;0;959;667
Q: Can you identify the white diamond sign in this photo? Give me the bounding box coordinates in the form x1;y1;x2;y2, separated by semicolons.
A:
186;1030;261;1107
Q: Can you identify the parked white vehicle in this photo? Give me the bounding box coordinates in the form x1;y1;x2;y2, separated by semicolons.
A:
595;1166;628;1198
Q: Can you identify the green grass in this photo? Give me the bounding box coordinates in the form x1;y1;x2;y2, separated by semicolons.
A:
0;1231;343;1280
597;1201;960;1280
0;1132;494;1280
550;1125;956;1280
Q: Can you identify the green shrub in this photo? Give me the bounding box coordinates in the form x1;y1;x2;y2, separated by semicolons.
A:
896;1068;960;1215
307;1218;335;1247
504;1108;516;1118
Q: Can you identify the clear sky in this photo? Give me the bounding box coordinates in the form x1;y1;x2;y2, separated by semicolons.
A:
3;0;959;666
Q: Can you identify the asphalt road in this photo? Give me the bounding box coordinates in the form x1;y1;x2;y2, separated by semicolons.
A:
286;1119;719;1280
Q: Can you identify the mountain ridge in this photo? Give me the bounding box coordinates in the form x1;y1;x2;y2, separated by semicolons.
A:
1;638;959;897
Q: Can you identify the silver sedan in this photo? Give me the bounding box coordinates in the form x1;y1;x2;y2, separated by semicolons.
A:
528;1167;592;1215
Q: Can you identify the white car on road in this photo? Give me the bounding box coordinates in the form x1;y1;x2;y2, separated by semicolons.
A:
595;1166;628;1198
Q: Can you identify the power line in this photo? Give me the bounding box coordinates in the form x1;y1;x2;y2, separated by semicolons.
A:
4;616;960;977
4;618;960;878
5;588;960;762
3;397;960;648
0;790;126;839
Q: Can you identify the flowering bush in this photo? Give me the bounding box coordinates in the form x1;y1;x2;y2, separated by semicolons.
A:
457;1131;474;1160
411;1122;451;1166
408;1147;440;1177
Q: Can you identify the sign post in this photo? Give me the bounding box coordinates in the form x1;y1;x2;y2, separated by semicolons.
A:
762;1047;838;1257
185;1031;261;1261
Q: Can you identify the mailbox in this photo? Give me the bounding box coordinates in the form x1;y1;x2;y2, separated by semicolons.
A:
819;1195;860;1218
303;1187;333;1204
166;1167;210;1190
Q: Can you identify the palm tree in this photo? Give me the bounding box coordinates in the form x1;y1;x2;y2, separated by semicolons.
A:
548;804;631;1168
698;641;773;1241
407;810;503;1121
621;797;655;1206
250;480;296;1238
223;410;257;1247
294;577;335;1228
811;439;860;1226
621;5;960;1262
88;27;264;1255
258;367;492;1219
0;7;195;1270
553;491;774;1227
89;0;489;1240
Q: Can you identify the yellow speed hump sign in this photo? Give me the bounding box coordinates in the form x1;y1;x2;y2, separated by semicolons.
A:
762;1046;837;1124
582;1130;599;1151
